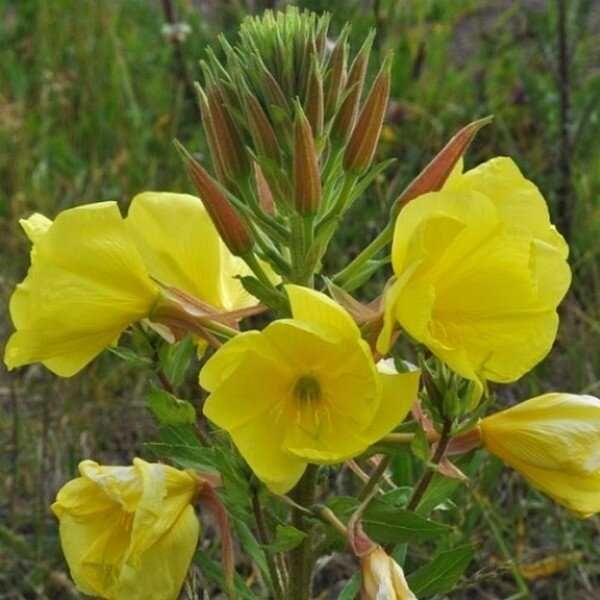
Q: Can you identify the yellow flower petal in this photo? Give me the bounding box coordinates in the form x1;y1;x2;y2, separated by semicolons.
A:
360;361;420;444
126;191;255;310
480;393;600;516
5;202;158;376
286;284;360;339
20;213;52;244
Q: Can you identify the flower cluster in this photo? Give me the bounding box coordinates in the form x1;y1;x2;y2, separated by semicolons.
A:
4;7;598;600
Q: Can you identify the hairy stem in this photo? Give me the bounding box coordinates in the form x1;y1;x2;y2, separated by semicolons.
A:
289;465;319;600
358;455;391;501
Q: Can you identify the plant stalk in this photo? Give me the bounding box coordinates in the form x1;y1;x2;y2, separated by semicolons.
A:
288;465;318;600
407;419;452;511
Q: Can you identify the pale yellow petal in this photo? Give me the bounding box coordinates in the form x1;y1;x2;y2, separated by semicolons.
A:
114;505;200;600
20;213;52;244
229;410;307;494
361;367;420;444
4;202;157;376
203;349;289;431
126;191;254;310
286;284;360;339
199;330;277;392
481;393;600;516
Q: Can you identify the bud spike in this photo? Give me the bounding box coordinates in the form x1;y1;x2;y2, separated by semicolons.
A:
343;52;393;173
391;115;494;214
293;102;322;215
332;29;375;143
174;140;253;256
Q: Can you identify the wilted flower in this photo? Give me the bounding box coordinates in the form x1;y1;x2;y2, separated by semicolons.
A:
200;285;420;493
361;546;417;600
4;193;258;376
480;393;600;517
51;458;201;600
379;157;571;386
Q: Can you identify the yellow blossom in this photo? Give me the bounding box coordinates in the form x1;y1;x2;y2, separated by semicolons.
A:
361;546;417;600
200;285;420;493
51;458;201;600
4;202;157;376
378;157;571;386
4;193;259;376
480;393;600;517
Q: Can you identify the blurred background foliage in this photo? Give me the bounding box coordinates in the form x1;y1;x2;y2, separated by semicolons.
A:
0;0;599;598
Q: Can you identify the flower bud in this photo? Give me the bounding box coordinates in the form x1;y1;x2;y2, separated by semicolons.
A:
196;84;227;184
325;26;349;119
244;89;281;163
391;115;493;215
293;104;322;215
206;84;250;182
332;30;374;143
361;546;417;600
304;57;324;139
480;393;600;518
253;162;276;215
176;141;253;256
343;52;392;173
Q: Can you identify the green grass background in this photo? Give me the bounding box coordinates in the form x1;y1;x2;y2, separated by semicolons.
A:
1;0;599;598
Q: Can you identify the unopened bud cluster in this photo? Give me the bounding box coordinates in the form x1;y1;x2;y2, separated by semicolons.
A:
178;7;393;284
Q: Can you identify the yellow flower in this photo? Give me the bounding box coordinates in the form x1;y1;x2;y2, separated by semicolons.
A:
201;285;420;493
5;202;158;376
51;458;201;600
4;193;259;376
480;393;600;517
361;546;417;600
378;157;571;385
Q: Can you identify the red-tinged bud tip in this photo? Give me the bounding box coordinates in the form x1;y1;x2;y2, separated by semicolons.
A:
293;105;322;215
174;140;254;256
391;115;494;215
343;52;393;173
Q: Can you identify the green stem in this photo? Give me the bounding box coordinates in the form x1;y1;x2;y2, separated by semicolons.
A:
241;251;274;288
251;487;285;600
289;465;318;600
358;455;391;501
332;220;394;287
407;419;452;511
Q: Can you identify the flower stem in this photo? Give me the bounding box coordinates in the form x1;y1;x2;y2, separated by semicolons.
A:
332;220;394;288
289;465;318;600
407;419;452;511
358;455;391;501
251;486;286;600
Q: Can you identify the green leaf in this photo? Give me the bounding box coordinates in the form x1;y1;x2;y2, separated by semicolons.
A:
158;335;196;388
407;544;474;596
234;520;273;587
410;426;430;463
341;258;389;292
327;496;450;545
338;573;361;600
145;423;217;473
194;552;257;599
108;345;153;367
266;525;307;553
147;387;196;426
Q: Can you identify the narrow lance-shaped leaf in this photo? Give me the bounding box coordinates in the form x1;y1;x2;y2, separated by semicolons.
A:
391;115;493;215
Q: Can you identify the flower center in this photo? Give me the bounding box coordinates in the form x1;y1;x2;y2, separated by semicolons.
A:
293;375;321;404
